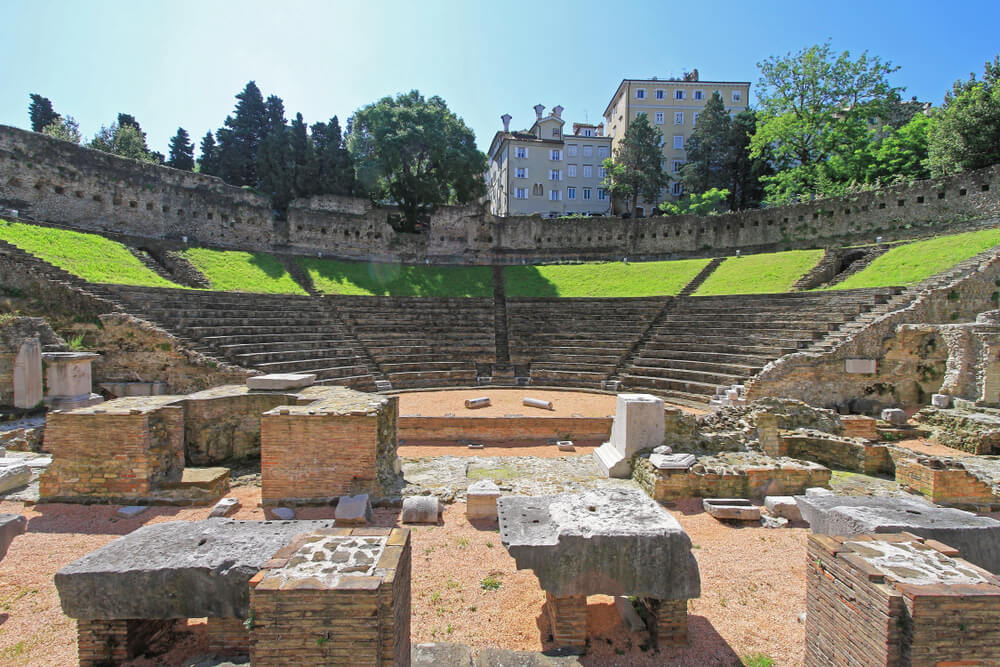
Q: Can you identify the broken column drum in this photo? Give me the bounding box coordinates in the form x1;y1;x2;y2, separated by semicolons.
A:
498;488;700;648
522;397;554;411
464;397;491;409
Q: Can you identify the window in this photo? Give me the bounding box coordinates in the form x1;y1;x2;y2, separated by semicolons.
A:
550;169;561;181
597;146;609;158
673;135;684;149
515;167;527;178
655;89;665;99
636;88;646;99
582;165;593;178
654;111;665;124
567;187;577;200
674;112;684;125
552;127;560;137
671;182;683;196
549;189;561;201
694;90;704;100
675;89;685;100
515;147;528;158
732;90;742;102
515;188;528;199
672;160;684;173
581;128;593;137
532;183;543;196
583;188;592;200
582;145;593;157
597;188;607;200
550;149;561;160
567;144;578;156
693;112;700;126
567;164;577;178
598;166;607;179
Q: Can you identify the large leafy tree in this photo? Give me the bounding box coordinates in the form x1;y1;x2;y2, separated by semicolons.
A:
216;81;270;186
28;94;59;132
311;116;356;196
601;113;669;216
927;56;1000;176
347;90;485;232
751;42;901;202
41;116;82;144
166;127;195;171
88;122;155;162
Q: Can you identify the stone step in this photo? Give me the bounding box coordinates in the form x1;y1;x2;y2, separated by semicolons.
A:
636;349;773;366
234;349;363;364
619;373;722;396
631;357;762;376
628;364;746;386
640;341;798;356
650;324;830;338
380;360;486;373
253;358;370;374
531;361;618;374
216;339;360;354
183;325;341;338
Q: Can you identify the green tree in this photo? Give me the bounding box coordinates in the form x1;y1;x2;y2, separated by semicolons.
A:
29;94;59;132
88;122;155;162
166;127;195;171
927;56;1000;176
658;188;730;215
681;93;733;195
256;97;295;215
601;113;669;216
864;112;932;183
751;42;901;202
216;81;270;186
198;132;220;176
41;115;81;144
311;116;356;196
347;90;485;232
727;110;771;209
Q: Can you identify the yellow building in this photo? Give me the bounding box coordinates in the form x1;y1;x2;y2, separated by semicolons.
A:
603;70;750;213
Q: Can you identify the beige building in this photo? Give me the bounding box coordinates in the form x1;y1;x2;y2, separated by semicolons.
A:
487;105;613;218
603;70;751;213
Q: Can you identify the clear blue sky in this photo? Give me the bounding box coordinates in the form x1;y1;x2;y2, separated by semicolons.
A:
2;0;998;157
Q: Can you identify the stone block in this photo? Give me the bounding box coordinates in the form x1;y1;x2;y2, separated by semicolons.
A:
115;506;147;519
0;513;26;560
0;461;31;494
702;498;761;521
594;394;665;479
881;408;908;425
805;487;834;498
402;496;441;524
55;518;338;619
335;493;373;525
764;496;802;522
931;393;952;408
209;497;241;518
246;373;316;390
498;489;700;599
42;352;100;408
13;339;42;409
412;643;474;666
467;480;501;521
649;453;696;470
845;358;877;374
614;595;646;632
795;494;1000;573
556;440;575;451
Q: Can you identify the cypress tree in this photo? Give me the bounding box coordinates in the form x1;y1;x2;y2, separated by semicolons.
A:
217;81;269;185
166;127;195;171
198;131;221;176
28;94;59;132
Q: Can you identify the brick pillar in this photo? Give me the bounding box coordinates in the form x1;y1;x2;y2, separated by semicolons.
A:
205;617;250;655
756;412;782;456
643;598;688;646
77;619;129;667
545;592;587;648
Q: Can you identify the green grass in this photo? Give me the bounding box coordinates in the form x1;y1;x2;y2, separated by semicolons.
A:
827;227;1000;290
694;249;825;296
182;248;307;294
298;257;492;297
504;258;712;297
0;220;183;288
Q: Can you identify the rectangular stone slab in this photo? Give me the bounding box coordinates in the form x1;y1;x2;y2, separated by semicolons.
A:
498;489;700;600
55;518;337;620
0;514;26;561
246;373;316;390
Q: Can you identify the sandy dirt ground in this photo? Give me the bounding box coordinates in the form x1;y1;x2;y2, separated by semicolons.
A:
398;443;598;458
0;490;806;667
393;388;619;418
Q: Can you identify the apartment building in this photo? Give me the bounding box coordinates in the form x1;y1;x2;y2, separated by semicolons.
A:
487;104;613;217
603;70;750;212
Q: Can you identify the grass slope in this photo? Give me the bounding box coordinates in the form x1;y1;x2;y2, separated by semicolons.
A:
504;258;712;297
694;249;825;296
299;258;493;297
0;220;183;288
829;227;1000;290
182;248;307;294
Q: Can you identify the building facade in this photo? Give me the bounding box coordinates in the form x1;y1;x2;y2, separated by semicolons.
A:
487;105;613;218
602;70;751;213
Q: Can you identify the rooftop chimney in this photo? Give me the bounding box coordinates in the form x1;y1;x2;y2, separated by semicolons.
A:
534;104;545;119
552;105;564;119
501;114;512;132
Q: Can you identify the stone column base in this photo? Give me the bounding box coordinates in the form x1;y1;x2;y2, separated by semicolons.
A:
77;619;129;667
545;592;587;648
644;598;688;646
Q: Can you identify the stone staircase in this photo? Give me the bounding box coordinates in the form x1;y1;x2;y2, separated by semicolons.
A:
127;247;179;285
678;257;724;296
0;239;128;310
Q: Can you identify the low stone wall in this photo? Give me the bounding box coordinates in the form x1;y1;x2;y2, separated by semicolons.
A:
397;415;612;445
182;386;291;465
915;406;1000;454
894;457;997;507
768;429;892;475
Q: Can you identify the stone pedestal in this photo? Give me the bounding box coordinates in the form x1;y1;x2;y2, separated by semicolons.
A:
466;480;501;520
593;394;664;478
42;352;102;410
13;338;42;409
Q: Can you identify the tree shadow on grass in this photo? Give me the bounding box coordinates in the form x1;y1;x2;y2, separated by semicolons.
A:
502;265;559;298
296;257;495;297
247;252;293;279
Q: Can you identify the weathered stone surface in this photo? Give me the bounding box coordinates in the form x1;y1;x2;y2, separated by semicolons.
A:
475;648;584;666
498;489;700;599
805;487;834;498
0;461;30;493
334;493;373;525
593;394;664;478
246;373;316;390
466;480;501;521
271;507;295;520
55;518;337;619
765;496;802;522
412;642;473;667
761;515;789;529
0;513;26;560
881;408;908;425
42;352;101;409
795;494;1000;573
649;453;696;470
845;358;877;374
402;496;441;523
13;338;42;409
931;393;952;408
702;498;761;521
209;497;241;518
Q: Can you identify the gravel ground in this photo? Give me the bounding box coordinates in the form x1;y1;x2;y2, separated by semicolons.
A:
393;389;617;419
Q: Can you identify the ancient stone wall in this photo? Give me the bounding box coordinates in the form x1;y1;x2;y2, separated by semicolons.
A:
3;124;1000;264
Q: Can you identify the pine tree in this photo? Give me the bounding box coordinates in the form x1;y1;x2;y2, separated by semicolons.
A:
217;81;269;186
28;94;59;132
681;93;732;195
198;131;220;176
290;113;318;197
256;109;295;216
601;113;669;215
311;116;356;196
166;127;195;171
